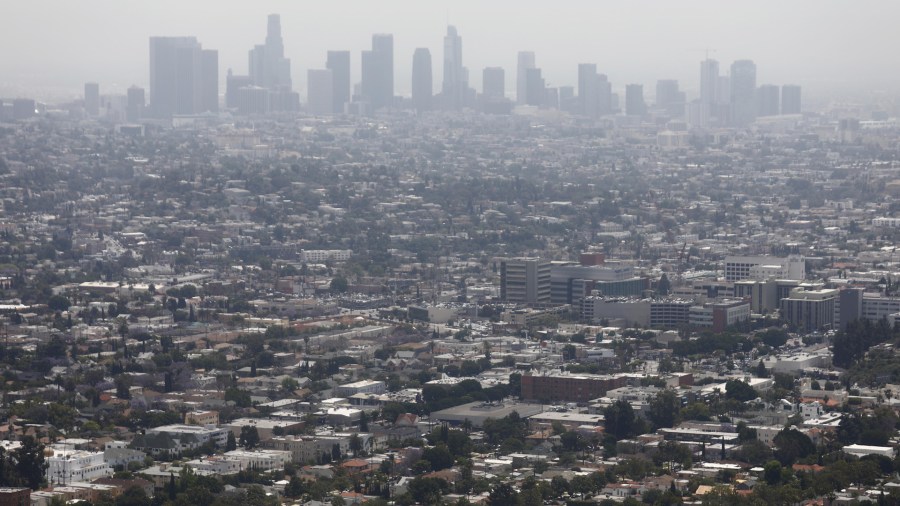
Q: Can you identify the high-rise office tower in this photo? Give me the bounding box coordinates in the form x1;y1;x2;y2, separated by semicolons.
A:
524;68;545;107
326;51;351;114
442;26;466;110
699;59;719;107
201;49;218;113
226;70;252;109
517;51;535;105
361;34;394;110
482;67;505;99
578;63;599;118
500;258;551;305
249;14;292;91
730;60;757;126
625;84;646;116
756;84;780;117
307;69;334;116
597;74;612;116
149;36;217;117
411;48;433;112
126;86;145;122
84;82;100;117
781;85;801;115
655;80;679;107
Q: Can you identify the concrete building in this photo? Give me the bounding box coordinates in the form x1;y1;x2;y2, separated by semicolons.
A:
689;299;751;332
550;262;646;306
335;380;386;397
520;372;629;403
780;287;838;331
431;401;544;427
0;488;30;506
724;255;805;282
500;257;551;305
46;449;113;486
307;69;334;116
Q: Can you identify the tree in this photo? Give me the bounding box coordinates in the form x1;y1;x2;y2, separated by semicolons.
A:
15;436;47;490
226;431;237;451
359;411;369;431
487;483;518;506
724;379;758;402
407;476;449;506
349;433;362;457
116;485;151;506
647;389;681;429
772;428;815;466
603;400;640;439
239;426;260;449
330;276;349;293
657;273;671;296
47;295;70;312
284;476;305;497
422;445;454;471
763;460;782;485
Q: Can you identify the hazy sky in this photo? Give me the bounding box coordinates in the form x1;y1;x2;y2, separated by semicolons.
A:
3;0;899;101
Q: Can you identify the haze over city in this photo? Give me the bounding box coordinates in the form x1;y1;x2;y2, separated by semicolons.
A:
3;2;900;506
3;0;900;101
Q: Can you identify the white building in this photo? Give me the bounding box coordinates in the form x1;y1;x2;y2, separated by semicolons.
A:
46;449;113;485
724;255;805;282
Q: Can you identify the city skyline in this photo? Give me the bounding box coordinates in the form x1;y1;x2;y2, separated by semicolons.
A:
3;0;899;102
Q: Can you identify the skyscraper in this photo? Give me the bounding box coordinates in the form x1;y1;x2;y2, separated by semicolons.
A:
201;49;218;113
126;86;145;122
500;258;551;305
781;85;801;115
442;26;466;110
699;59;719;107
578;63;599;118
730;59;757;126
361;34;394;110
597;74;612;116
248;14;292;91
524;68;545;107
655;80;680;107
326;51;351;114
516;51;535;105
756;84;779;117
482;67;505;99
625;84;646;116
412;48;433;112
307;69;333;116
149;36;217;117
84;82;100;117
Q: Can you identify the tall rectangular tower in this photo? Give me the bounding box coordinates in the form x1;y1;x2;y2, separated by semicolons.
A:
501;258;551;305
412;48;433;112
516;51;535;105
326;51;351;114
729;60;757;127
150;36;211;117
84;82;100;117
307;69;334;116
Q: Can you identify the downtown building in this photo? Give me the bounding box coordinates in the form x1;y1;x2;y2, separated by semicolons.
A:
148;36;218;118
227;14;299;115
500;258;551;305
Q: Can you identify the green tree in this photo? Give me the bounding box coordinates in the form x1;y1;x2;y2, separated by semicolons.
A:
407;476;449;506
330;276;349;293
15;436;47;490
724;379;758;402
226;431;237;451
603;400;640;439
648;389;681;429
239;426;260;449
487;483;518;506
